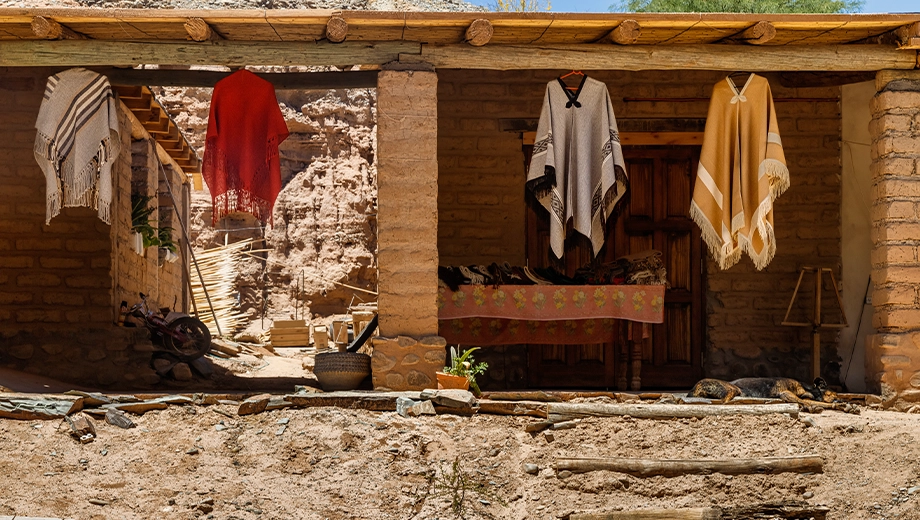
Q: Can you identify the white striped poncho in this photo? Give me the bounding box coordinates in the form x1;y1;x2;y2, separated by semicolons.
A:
526;75;628;259
34;68;121;226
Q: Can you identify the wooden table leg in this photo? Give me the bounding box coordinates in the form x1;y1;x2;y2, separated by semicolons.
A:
629;322;645;391
616;320;628;390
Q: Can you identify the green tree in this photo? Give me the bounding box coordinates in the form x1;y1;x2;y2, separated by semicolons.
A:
610;0;863;13
492;0;552;11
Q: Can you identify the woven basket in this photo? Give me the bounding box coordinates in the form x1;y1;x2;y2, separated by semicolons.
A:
313;352;371;391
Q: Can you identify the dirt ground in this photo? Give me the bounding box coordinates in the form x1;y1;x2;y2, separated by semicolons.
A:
1;387;919;520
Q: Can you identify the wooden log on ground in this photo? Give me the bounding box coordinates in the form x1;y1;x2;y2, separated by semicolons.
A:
326;16;349;43
31;16;85;40
605;20;641;45
571;508;720;520
554;455;823;478
465;19;494;46
285;391;421;412
482;391;619;402
547;402;799;422
477;399;548;418
719;501;830;520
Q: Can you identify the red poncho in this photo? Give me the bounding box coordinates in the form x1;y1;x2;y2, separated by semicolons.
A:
202;69;289;224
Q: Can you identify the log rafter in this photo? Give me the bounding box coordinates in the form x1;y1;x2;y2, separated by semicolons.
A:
31;16;87;40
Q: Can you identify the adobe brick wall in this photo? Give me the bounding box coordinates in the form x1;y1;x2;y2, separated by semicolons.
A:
376;69;440;338
437;69;843;387
866;70;920;408
0;67;159;387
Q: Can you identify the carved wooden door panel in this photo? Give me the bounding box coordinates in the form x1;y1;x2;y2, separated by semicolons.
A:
525;145;703;389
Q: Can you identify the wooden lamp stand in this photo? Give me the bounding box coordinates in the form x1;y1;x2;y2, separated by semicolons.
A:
781;267;848;380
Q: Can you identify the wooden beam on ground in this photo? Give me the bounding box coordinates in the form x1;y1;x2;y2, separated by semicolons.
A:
94;68;379;90
571;508;720;520
729;20;776;45
326;15;349;43
401;44;916;71
605;20;641;45
719;502;830;520
895;21;920;49
31;16;86;40
285;391;422;411
554;455;823;477
184;17;222;42
477;399;547;418
546;402;800;422
0;40;421;68
465;19;494;47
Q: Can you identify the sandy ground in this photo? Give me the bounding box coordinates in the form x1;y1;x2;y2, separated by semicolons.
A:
1;394;919;520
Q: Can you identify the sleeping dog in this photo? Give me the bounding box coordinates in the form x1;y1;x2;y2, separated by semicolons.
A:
689;377;843;411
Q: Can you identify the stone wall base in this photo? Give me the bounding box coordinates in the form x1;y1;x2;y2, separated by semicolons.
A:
867;333;920;410
0;325;159;388
371;335;446;391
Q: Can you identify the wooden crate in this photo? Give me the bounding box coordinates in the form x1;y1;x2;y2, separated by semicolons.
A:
270;320;310;347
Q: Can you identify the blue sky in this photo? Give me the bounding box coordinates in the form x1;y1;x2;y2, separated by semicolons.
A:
466;0;918;13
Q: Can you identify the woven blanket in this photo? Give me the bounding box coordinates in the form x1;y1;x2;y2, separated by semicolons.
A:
526;75;628;259
690;74;789;270
34;68;120;225
202;69;289;224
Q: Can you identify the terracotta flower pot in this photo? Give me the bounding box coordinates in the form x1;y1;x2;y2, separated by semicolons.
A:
436;371;470;391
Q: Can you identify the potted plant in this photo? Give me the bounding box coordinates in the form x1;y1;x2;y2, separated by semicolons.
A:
437;346;488;396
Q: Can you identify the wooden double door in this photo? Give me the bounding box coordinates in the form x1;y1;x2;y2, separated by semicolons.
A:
525;146;704;389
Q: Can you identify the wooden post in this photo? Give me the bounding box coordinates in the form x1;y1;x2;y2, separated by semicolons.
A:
184;17;221;42
732;21;776;45
605;20;641;45
895;21;920;49
554;455;823;477
547;402;800;422
326;16;349;43
814;268;822;379
465;19;494;47
631;322;644;391
31;16;85;40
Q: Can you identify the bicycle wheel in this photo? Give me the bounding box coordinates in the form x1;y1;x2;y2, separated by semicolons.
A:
165;316;212;362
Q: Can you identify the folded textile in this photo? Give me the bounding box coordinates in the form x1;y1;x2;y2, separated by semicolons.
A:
34;68;121;225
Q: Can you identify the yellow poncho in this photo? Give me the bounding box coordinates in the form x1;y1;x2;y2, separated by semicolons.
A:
690;74;789;271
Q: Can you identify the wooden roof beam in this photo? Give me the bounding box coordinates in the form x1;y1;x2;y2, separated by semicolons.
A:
728;21;776;45
94;68;378;90
0;40;420;67
404;43;917;71
604;20;641;45
326;15;348;43
31;16;86;40
465;19;494;47
184;17;222;42
895;21;920;49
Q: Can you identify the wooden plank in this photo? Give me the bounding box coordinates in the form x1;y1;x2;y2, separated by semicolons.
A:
554;455;823;477
719;502;830;520
477;399;548;418
405;43;916;71
0;39;421;67
273;320;307;328
546;402;800;422
571;508;720;520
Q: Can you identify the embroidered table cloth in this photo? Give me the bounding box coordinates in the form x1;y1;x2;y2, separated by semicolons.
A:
437;285;664;345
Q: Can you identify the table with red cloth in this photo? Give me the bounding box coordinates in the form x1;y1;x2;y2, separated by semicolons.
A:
437;284;666;390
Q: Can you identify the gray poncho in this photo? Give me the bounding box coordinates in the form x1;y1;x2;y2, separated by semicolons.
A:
526;75;628;259
34;68;120;225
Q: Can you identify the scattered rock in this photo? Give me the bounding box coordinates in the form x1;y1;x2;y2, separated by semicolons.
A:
803;491;814;499
396;396;418;417
557;470;572;479
523;463;539;475
105;408;136;429
408;400;436;416
543;431;555;442
215;423;228;431
186;447;200;455
276;425;287;435
153;357;179;375
419;389;477;409
171;362;193;381
238;394;271;416
65;413;96;443
89;498;110;506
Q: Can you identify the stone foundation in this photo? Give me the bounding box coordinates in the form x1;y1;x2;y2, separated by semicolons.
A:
371;335;446;391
